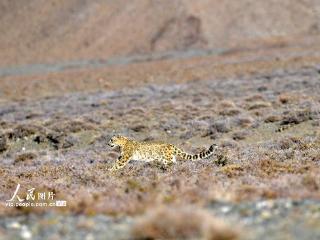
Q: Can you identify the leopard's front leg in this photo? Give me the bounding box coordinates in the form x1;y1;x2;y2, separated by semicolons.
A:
109;151;132;172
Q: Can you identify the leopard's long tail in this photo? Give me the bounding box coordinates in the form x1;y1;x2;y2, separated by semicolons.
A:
173;144;218;161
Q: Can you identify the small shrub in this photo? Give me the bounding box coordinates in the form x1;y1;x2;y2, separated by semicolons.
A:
220;164;244;178
264;115;281;123
301;174;319;191
232;130;249;141
14;152;37;164
0;134;8;152
131;206;239;240
219;108;241;116
7;124;45;140
248;101;271;110
213;120;231;133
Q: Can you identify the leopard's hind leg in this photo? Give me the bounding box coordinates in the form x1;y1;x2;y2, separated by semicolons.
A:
162;148;175;166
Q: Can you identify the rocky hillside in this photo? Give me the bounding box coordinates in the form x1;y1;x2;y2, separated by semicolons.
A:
0;0;319;66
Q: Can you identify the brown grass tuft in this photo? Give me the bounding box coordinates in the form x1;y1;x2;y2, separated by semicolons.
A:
220;164;244;178
218;100;236;108
219;108;241;116
301;173;319;191
131;206;239;240
256;158;310;177
248;101;272;110
264;115;281;123
278;93;298;104
14;152;37;164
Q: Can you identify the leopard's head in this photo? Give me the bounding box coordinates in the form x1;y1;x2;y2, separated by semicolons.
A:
108;135;129;148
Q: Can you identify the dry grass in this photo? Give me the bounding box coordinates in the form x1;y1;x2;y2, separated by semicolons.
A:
14;152;37;164
1;62;320;220
220;164;245;178
131;206;240;240
1;126;319;217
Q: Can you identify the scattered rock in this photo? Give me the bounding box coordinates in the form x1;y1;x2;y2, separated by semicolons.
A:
46;131;77;149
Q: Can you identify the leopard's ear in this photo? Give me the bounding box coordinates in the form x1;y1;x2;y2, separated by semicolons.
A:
118;135;129;140
112;134;121;139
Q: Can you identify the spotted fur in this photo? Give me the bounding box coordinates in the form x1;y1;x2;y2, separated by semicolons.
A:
108;135;218;171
